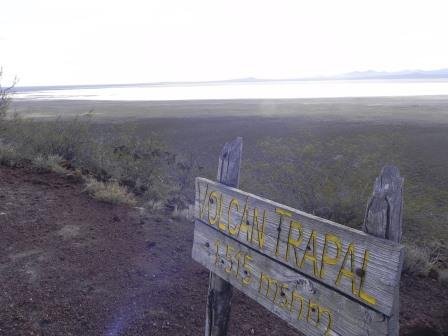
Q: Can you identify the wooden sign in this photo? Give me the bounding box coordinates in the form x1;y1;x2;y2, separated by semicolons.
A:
192;177;404;336
193;221;391;336
192;137;404;336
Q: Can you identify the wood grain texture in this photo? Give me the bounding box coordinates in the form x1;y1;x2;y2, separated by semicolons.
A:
363;165;404;244
195;177;403;316
363;166;404;336
193;221;389;336
205;137;243;336
216;137;242;187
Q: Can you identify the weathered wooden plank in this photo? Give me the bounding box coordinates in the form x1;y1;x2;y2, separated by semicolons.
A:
363;165;404;336
193;220;389;336
195;177;404;316
205;137;243;336
216;136;243;188
363;165;403;244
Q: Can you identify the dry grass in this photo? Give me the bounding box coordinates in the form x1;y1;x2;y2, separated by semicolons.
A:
402;244;438;276
84;177;137;206
0;143;23;167
170;204;194;221
32;154;68;174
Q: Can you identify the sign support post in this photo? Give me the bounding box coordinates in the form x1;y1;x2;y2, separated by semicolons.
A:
205;137;242;336
363;165;404;336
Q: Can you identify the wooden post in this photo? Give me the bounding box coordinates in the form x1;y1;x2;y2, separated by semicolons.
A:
363;165;404;336
205;137;243;336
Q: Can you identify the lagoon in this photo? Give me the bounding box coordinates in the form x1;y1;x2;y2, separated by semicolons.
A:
14;79;448;101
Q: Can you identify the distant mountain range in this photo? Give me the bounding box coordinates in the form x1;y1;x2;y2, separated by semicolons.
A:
233;69;448;81
331;69;448;80
15;69;448;92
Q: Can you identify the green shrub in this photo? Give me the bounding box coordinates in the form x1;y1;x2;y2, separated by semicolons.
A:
2;115;92;161
1;117;176;207
84;177;137;206
80;125;173;204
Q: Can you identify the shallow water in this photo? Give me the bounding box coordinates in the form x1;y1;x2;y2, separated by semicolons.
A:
14;79;448;101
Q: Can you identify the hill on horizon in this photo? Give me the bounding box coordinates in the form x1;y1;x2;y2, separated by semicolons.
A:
14;68;448;92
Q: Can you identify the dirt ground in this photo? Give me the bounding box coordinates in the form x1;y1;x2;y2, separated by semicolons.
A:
1;165;447;336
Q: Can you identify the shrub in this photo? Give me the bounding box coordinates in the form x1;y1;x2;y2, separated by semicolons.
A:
0;143;24;167
32;154;68;174
439;269;448;286
84;177;137;206
402;244;437;276
0;110;204;211
170;204;194;220
245;135;399;228
0;68;15;120
165;154;202;211
2;115;92;161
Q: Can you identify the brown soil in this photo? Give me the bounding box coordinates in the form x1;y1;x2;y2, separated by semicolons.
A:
0;165;447;336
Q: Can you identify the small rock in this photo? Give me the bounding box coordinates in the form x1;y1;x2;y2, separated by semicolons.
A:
146;241;157;250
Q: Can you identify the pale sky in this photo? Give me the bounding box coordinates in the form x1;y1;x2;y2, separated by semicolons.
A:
1;0;447;86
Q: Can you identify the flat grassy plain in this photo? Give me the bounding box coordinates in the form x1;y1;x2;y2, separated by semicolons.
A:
10;96;448;247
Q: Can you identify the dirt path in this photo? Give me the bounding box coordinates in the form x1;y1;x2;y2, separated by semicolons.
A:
0;166;447;336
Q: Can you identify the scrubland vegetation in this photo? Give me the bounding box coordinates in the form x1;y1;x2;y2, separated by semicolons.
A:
0;115;198;211
2;90;448;284
84;177;137;206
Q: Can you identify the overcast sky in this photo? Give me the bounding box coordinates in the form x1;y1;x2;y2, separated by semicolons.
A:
1;0;447;86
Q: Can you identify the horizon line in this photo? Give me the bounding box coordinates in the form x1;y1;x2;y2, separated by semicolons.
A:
14;68;448;90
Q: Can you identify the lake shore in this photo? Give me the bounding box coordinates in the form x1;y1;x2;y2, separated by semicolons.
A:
10;95;448;124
